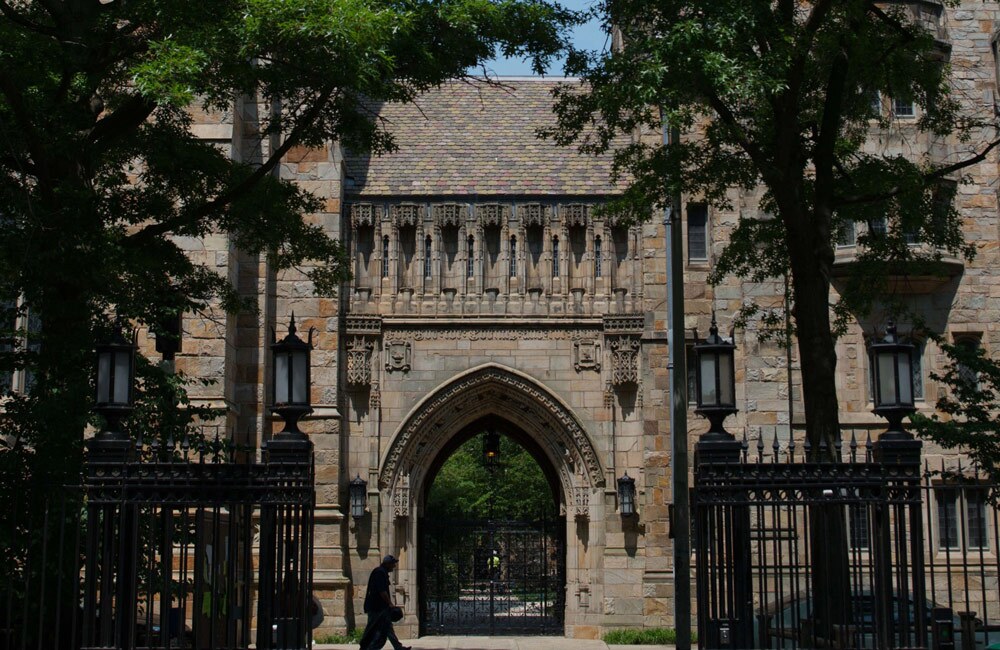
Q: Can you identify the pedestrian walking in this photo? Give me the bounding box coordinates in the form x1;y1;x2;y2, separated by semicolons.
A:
359;555;410;650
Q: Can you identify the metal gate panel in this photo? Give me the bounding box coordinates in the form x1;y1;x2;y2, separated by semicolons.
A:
420;518;565;636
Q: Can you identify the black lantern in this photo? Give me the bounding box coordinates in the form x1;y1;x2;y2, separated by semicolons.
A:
270;313;314;438
349;474;367;519
617;473;636;517
94;325;136;440
694;312;738;438
869;321;916;440
483;429;501;470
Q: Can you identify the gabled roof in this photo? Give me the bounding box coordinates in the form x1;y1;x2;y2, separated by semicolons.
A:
344;79;621;197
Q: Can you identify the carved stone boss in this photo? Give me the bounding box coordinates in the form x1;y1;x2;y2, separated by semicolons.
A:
574;339;601;372
384;340;412;373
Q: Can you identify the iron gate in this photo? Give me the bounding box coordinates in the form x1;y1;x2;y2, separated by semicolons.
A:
419;517;565;635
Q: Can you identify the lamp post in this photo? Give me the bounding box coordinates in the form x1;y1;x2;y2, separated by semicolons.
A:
693;312;741;464
92;324;136;457
270;314;314;439
483;428;501;472
869;321;921;463
268;314;314;460
349;474;368;520
617;473;636;517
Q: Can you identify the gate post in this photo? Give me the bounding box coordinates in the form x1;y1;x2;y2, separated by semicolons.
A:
257;437;315;650
694;437;751;650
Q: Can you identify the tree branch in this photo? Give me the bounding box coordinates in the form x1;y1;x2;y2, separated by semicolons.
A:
0;70;48;184
86;94;157;153
833;135;1000;207
126;85;338;244
0;1;58;37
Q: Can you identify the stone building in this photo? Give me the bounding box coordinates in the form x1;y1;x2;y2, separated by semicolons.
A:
145;1;1000;640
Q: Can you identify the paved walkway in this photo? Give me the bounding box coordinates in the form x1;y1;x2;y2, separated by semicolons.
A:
314;637;675;650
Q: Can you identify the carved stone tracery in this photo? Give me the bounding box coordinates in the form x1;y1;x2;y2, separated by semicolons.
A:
476;203;509;227
561;204;590;227
390;203;421;227
517;203;549;227
350;203;378;228
346;336;375;387
608;336;640;387
433;203;465;228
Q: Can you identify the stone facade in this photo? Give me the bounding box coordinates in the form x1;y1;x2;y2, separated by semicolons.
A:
156;3;1000;638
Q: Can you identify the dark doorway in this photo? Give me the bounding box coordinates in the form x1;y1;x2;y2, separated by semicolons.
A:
418;423;565;636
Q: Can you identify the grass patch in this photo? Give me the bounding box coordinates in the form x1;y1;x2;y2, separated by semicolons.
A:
314;628;363;644
603;627;696;645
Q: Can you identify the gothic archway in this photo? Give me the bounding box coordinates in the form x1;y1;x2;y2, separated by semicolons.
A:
379;364;606;519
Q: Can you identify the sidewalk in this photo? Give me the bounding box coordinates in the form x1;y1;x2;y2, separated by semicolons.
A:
314;637;676;650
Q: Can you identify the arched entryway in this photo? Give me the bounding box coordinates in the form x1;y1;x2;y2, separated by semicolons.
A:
419;417;565;635
378;364;605;637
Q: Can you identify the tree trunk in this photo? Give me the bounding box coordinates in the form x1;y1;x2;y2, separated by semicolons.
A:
787;212;852;639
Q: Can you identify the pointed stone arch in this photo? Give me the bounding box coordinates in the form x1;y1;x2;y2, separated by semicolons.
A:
379;364;605;517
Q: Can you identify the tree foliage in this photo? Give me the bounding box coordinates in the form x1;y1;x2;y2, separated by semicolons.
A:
912;339;1000;495
549;0;996;454
0;0;577;493
426;435;556;521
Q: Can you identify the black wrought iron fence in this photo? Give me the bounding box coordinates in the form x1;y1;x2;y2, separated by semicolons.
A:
2;436;315;650
693;428;1000;650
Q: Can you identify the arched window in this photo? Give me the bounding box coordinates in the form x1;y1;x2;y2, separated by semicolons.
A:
595;236;603;278
467;236;475;278
509;236;517;277
381;236;390;278
424;235;432;278
552;237;560;277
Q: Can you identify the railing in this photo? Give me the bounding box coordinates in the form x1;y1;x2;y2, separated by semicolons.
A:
693;428;1000;650
2;434;315;650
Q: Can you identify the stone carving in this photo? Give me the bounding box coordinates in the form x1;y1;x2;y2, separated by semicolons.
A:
384;340;412;373
393;475;410;519
346;315;382;335
574;339;601;372
572;486;590;521
433;203;465;227
604;381;614;408
395;327;601;341
350;203;378;227
379;366;605;491
390;203;421;227
561;204;590;227
609;336;640;386
603;314;644;334
476;203;509;227
517;203;549;227
346;336;375;387
370;381;381;409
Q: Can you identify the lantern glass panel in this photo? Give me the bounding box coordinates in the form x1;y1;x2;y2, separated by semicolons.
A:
719;351;734;405
113;351;130;404
292;349;309;404
97;352;111;404
621;489;633;514
275;352;289;403
898;353;912;404
351;489;364;518
877;351;896;404
700;353;717;405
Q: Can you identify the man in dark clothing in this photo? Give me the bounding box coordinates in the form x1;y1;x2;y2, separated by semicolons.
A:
360;555;410;650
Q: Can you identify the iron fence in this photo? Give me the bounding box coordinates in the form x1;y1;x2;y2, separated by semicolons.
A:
2;435;315;650
693;428;1000;650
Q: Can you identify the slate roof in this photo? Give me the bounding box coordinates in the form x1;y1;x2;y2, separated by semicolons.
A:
344;79;622;197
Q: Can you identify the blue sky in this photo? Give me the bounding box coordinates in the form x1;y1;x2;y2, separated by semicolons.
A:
477;0;608;77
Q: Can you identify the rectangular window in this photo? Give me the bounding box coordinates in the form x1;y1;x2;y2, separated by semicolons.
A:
893;98;915;118
936;487;990;551
837;220;857;247
687;204;708;262
848;502;870;550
